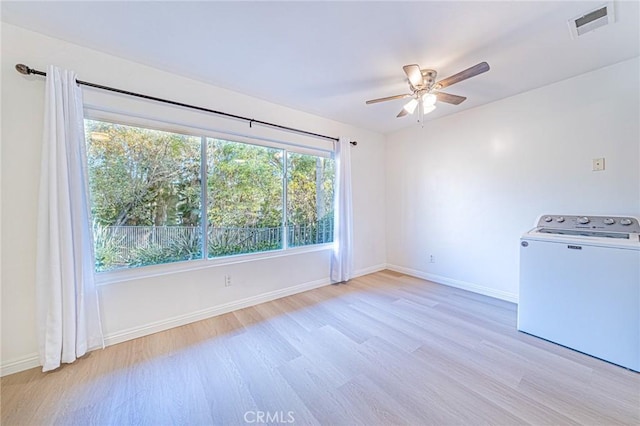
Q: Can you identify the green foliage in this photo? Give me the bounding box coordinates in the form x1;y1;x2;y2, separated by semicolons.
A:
86;120;201;227
93;224;125;272
129;231;202;267
287;153;334;226
207;139;283;228
209;240;281;257
208;226;282;257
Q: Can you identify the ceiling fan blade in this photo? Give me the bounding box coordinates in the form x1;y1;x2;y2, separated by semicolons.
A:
435;92;467;105
403;64;424;88
435;62;490;89
397;108;409;118
365;93;412;105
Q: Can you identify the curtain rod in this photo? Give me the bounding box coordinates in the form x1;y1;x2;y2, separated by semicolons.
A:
15;64;357;147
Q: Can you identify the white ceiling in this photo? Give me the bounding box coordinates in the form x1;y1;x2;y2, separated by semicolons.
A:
2;1;639;134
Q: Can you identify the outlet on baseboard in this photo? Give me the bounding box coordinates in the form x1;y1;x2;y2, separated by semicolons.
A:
224;275;232;287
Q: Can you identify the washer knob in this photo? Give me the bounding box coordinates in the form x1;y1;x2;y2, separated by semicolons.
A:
620;218;633;226
556;217;565;223
577;217;590;224
544;216;553;222
603;218;615;225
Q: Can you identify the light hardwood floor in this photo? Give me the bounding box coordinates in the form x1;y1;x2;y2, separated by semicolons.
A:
2;270;639;425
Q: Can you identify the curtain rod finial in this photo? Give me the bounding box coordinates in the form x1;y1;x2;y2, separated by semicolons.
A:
350;141;357;146
15;64;31;75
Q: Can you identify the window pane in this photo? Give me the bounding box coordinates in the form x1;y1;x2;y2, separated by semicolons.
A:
207;138;284;257
287;152;335;247
85;120;202;271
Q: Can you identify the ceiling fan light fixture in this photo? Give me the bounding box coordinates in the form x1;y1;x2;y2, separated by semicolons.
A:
423;104;436;115
403;98;419;114
422;93;437;106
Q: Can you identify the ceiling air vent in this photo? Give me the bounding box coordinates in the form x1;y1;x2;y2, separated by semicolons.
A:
568;2;615;39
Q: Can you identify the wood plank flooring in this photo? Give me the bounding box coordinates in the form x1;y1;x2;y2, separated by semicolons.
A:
2;270;639;425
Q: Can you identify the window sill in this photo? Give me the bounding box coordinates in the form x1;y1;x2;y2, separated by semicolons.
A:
95;243;334;286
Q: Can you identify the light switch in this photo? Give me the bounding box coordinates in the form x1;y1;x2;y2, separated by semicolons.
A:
592;158;605;171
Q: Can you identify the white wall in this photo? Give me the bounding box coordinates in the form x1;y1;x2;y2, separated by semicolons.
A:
0;24;387;374
386;57;640;302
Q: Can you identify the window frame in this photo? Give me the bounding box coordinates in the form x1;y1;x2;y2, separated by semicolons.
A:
84;109;335;285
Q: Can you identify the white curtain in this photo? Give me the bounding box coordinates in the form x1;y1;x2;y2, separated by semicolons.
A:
331;137;354;282
36;66;104;372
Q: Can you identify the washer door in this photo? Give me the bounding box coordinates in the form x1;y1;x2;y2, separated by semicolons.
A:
518;238;639;371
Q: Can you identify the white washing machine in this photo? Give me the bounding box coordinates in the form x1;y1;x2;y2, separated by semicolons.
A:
518;214;640;372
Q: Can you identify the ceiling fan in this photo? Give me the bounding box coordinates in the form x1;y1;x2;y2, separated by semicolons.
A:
365;62;490;122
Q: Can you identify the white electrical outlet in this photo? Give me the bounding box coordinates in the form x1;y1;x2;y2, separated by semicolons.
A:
592;158;605;171
224;275;232;287
429;255;435;263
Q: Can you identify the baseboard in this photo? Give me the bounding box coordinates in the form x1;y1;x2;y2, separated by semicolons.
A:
0;262;390;377
0;352;40;377
104;276;333;346
352;263;387;278
0;277;332;377
105;263;386;346
385;264;518;303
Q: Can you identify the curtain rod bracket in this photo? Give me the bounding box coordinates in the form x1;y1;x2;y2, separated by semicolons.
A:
350;141;357;146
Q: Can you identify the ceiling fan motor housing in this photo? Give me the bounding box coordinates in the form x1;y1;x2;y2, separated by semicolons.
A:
421;69;437;89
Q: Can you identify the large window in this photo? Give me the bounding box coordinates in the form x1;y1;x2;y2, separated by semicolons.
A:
85;119;334;272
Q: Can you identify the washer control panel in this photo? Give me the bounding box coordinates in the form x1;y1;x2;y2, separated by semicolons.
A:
536;215;640;233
